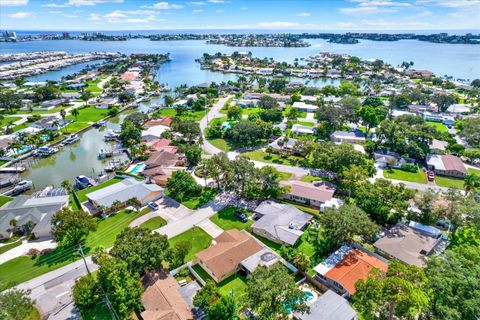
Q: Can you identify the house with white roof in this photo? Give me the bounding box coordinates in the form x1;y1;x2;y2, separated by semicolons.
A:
141;125;170;141
292;101;318;113
291;124;315;135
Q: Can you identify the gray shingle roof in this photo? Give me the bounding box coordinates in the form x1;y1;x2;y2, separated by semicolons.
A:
253;200;313;245
294;290;357;320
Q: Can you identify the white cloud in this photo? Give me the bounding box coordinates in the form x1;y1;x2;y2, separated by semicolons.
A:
241;6;247;10
67;0;123;6
416;0;480;8
7;11;33;18
188;1;206;5
255;21;301;28
297;12;310;17
42;3;69;7
0;0;28;6
351;0;412;7
150;2;183;9
88;9;159;24
208;0;224;3
340;6;397;14
193;9;204;12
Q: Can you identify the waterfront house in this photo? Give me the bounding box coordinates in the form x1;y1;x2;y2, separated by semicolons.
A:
373;221;442;268
141;138;178;154
195;230;264;283
86;178;163;211
96;97;118;109
141;124;170;141
31;115;69;131
279;180;336;209
40;99;66;110
447;104;471;114
141;271;194;320
293;290;358;320
330;130;365;145
142;151;186;185
426;154;466;178
292;101;318;113
252;200;313;246
0;190;68;239
313;245;389;296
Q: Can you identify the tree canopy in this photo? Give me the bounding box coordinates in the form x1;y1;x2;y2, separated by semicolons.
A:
51;208;97;246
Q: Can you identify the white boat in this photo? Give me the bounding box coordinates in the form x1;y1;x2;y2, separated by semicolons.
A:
104;130;119;141
64;134;80;145
33;147;58;157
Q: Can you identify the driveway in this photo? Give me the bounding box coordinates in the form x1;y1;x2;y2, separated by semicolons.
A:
197;219;224;238
128;197;192;228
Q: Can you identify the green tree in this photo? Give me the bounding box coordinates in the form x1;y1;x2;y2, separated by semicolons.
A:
79;89;93;107
182;144;202;167
110;227;170;274
166;170;201;202
227;105;242;120
244;264;309;320
97;255;143;319
268;78;288;93
353;262;429;320
357;104;388;136
119;119;142;147
320;204;379;250
71;107;80;120
51;208;97;246
169;240;192;268
0;89;22;111
0;288;35;320
72;274;102;315
459;117;480;148
61;179;73;193
164;95;175;107
464;173;480;195
432;94;457;113
257;95;279;109
354;179;414;224
426;244;480;320
293;252;310;273
172;119;201;142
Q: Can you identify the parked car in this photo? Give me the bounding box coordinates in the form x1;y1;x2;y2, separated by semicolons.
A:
148;201;159;211
234;210;248;223
428;171;435;182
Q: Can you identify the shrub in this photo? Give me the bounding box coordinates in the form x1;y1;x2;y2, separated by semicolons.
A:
400;164;418;173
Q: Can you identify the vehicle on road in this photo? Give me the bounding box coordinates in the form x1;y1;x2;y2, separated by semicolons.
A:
428;171;435;182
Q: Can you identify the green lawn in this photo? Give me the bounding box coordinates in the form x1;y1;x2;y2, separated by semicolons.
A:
240;149;302;166
300;175;323;183
468;167;480;176
242;107;261;115
210;206;253;231
85;80;102;93
276;171;293;182
297;121;314;127
76;177;124;203
435;176;464;189
66;106;109;123
207;138;237;152
0;195;13;207
0;239;21;255
383;168;427;184
192;264;248;298
0;209;148;290
154;108;207;121
0;116;21;128
139;216;167;231
81;302;111;320
180;188;219;210
426;121;449;133
168;227;212;262
218;273;248;298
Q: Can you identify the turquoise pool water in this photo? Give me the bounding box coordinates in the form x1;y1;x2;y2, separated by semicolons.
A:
285;290;315;313
130;163;145;174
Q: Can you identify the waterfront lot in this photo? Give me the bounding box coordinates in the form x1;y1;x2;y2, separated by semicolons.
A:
70;177;124;209
154;108;206;121
61;106;109;134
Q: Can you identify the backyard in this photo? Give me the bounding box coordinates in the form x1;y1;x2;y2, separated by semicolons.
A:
210;206;253;230
154;108;206;121
426;121;449;133
0;208;149;289
168;227;212;262
383;167;428;184
192;264;248;298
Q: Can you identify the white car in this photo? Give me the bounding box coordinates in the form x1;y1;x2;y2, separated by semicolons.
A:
148;202;159;211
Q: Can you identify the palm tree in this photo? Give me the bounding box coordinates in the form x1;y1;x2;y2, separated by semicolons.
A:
464;173;480;195
9;219;18;233
71;108;80;120
60;109;66;121
61;180;73;193
127;198;141;212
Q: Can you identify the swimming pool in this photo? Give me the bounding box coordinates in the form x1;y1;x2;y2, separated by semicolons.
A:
285;290;316;313
126;163;146;175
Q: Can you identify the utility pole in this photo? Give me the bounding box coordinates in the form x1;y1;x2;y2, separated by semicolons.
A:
78;243;118;320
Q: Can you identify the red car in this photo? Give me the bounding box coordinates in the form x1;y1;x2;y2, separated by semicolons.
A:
428;171;435;182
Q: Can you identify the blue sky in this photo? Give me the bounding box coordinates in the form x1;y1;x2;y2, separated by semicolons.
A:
0;0;479;31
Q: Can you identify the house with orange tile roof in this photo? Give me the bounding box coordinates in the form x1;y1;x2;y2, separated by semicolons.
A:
141;271;194;320
313;245;389;296
195;229;266;282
